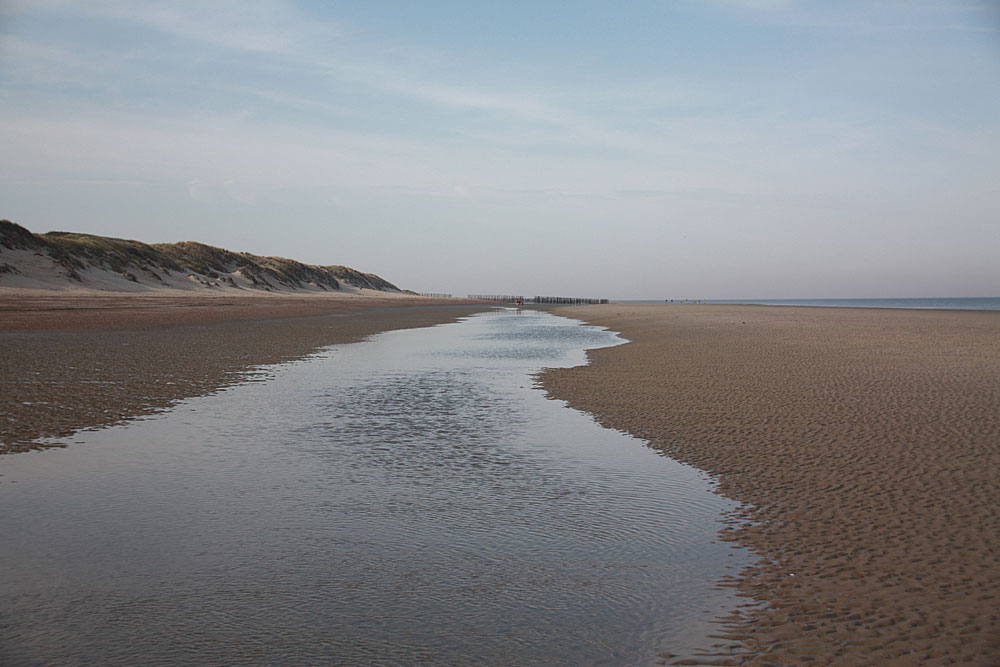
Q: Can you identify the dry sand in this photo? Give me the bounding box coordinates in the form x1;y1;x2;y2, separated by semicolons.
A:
1;290;488;452
539;303;1000;665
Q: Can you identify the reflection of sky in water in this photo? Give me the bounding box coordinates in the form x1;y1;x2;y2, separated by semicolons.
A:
0;309;749;666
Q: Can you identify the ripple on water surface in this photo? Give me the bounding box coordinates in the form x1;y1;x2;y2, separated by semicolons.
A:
0;309;748;666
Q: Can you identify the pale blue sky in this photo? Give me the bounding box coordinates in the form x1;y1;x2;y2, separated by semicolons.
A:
2;1;998;298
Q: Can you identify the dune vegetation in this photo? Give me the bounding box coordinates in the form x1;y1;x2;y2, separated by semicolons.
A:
0;220;401;293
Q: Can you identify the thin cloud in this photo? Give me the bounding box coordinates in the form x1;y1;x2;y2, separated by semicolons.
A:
70;0;328;56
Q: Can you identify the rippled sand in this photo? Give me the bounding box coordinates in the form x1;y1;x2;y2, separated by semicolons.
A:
539;303;1000;665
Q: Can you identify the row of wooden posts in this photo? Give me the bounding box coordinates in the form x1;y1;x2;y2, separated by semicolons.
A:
467;295;608;305
533;296;609;304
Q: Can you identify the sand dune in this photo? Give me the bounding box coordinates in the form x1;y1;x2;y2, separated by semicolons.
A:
0;219;403;295
0;219;478;454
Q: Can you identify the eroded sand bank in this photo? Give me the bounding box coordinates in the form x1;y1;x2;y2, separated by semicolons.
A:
540;303;999;665
1;291;487;452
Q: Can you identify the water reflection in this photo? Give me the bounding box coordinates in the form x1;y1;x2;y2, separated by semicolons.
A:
0;309;746;666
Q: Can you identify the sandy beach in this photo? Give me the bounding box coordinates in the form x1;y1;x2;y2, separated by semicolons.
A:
540;302;1000;664
0;290;487;452
4;294;998;663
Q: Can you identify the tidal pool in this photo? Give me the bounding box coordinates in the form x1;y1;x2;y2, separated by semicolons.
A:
0;309;747;665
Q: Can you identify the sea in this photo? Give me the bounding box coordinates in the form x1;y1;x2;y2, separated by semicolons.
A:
0;309;749;666
682;297;1000;311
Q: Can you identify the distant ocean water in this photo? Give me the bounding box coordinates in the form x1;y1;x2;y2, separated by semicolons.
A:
700;297;1000;311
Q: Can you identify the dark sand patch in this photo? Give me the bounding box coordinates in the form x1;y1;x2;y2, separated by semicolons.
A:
1;293;487;452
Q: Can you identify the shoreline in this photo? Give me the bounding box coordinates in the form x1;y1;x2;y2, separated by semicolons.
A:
539;302;1000;664
1;292;489;452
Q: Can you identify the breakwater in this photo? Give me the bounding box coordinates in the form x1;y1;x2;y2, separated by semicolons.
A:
469;294;609;304
534;296;609;304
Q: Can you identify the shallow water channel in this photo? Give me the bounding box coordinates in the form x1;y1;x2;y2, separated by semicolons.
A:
1;309;746;666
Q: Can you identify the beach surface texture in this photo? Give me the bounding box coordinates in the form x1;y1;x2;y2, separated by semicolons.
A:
539;302;1000;664
0;290;487;452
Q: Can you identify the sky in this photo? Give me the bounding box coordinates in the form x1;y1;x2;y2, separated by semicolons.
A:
1;1;998;299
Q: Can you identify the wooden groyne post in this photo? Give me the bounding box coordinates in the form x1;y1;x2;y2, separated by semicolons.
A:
468;295;608;305
532;296;609;305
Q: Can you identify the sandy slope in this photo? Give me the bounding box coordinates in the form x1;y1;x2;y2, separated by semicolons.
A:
0;220;403;295
539;302;1000;665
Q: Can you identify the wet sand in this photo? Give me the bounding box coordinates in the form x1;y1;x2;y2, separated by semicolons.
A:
1;292;487;452
0;290;465;332
539;303;1000;665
